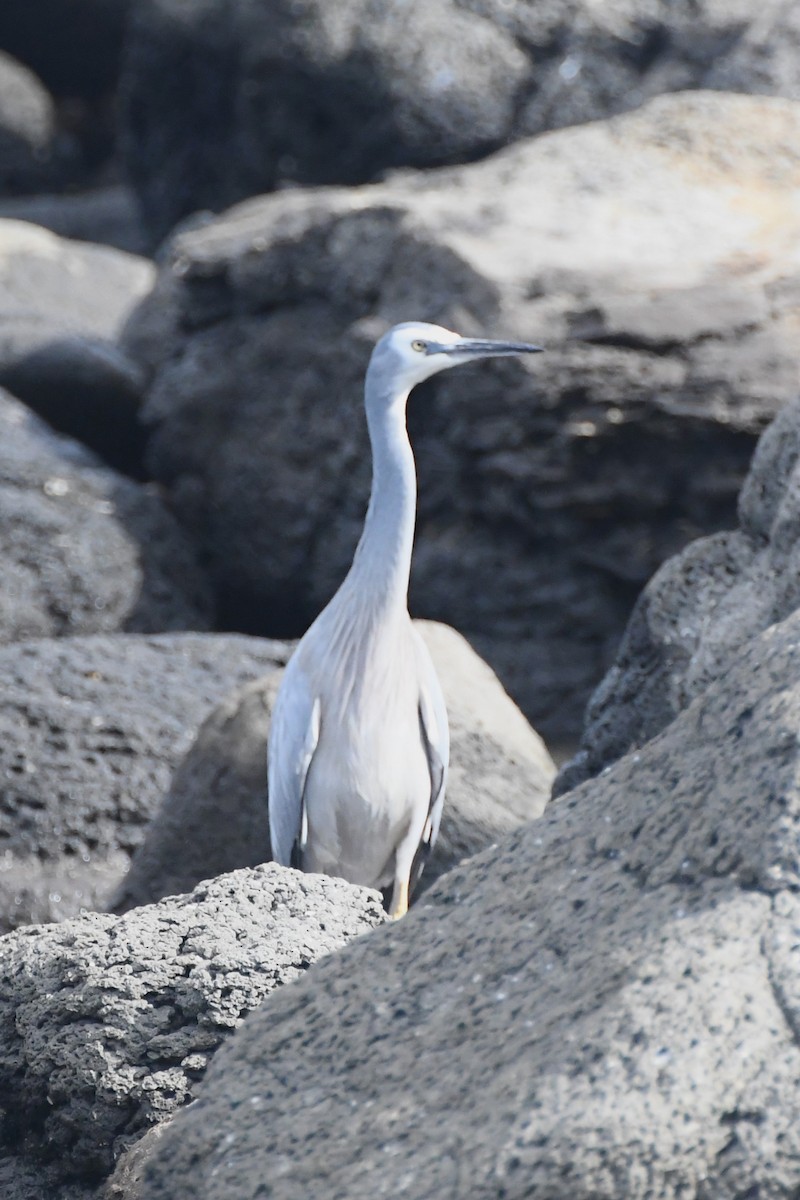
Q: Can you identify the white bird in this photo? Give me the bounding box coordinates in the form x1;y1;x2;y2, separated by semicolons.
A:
268;322;542;918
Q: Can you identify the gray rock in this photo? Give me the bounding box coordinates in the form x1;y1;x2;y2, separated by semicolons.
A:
120;0;800;240
127;91;800;740
114;621;554;910
0;632;289;931
0;219;155;472
557;394;800;792
0;390;211;648
0;1155;95;1200
0;864;384;1190
138;609;800;1200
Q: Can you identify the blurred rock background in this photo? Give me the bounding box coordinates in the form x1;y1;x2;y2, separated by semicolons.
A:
0;0;798;745
0;4;799;1197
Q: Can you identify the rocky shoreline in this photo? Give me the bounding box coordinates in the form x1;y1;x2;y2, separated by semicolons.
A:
0;3;798;1197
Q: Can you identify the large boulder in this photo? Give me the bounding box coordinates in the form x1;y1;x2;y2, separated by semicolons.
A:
0;220;155;473
120;0;800;240
0;865;384;1194
137;609;800;1200
557;395;800;792
0;390;211;649
126;91;800;739
0;632;288;932
114;621;555;910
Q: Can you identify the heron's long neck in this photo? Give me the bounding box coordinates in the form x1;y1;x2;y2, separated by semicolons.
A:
346;381;416;616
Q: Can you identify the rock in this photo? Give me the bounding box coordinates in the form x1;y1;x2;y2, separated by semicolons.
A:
0;0;130;99
114;621;554;910
0;864;385;1191
0;632;289;931
0;390;211;649
137;610;800;1200
127;91;800;740
120;0;800;240
557;395;800;792
0;1155;94;1200
0;50;64;194
104;1121;172;1200
0;185;151;256
0;220;155;472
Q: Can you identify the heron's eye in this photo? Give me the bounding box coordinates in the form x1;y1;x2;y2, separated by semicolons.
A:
411;339;427;353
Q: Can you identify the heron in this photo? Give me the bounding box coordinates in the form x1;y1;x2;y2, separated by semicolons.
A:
267;321;542;917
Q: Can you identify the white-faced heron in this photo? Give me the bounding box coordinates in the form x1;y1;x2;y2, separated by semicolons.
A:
268;322;542;917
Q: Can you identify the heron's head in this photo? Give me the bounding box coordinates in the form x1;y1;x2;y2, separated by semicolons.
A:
368;321;543;395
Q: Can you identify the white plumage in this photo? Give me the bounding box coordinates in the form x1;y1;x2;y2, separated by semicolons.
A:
268;321;541;917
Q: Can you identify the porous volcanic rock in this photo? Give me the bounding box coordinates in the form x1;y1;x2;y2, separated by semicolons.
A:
127;91;800;739
0;390;211;651
137;610;800;1200
557;395;800;792
0;865;385;1192
0;219;155;473
0;632;288;931
114;621;554;910
120;0;800;239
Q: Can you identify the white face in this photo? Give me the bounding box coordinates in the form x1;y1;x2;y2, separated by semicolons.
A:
379;322;469;389
366;321;542;401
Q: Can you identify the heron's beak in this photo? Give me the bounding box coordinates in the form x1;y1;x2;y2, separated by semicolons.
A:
440;339;544;359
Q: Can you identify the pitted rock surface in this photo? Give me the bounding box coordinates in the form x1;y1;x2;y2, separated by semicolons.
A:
0;865;385;1190
558;395;800;791
114;621;554;909
0;390;211;647
137;611;800;1200
0;633;289;930
127;91;800;738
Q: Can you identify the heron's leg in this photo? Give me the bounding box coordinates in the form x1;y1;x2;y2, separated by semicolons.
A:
388;875;409;920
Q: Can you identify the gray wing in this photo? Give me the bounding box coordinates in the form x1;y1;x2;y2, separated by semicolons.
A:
413;630;449;866
267;657;321;868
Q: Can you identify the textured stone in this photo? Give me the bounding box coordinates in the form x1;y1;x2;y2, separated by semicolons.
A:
557;395;800;792
120;0;800;239
0;865;384;1190
128;91;800;739
0;390;211;651
114;621;554;909
0;632;288;931
0;219;155;472
138;611;800;1200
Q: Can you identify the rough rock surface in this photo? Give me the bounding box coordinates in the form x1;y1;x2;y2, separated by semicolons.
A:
0;390;211;650
120;0;800;239
0;865;385;1192
138;610;800;1200
127;91;800;738
0;219;155;472
0;632;289;931
114;621;554;909
557;395;800;792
